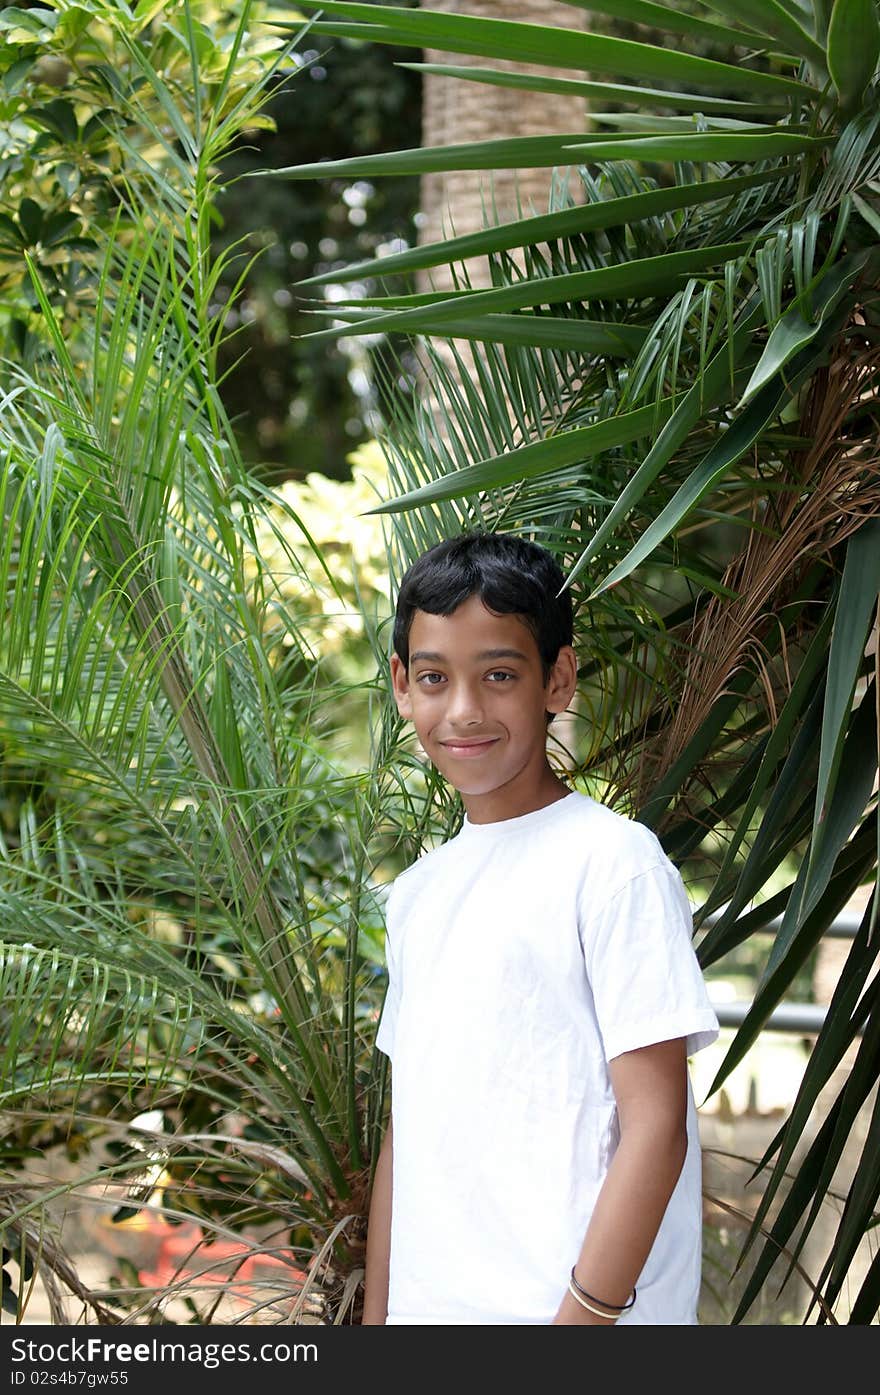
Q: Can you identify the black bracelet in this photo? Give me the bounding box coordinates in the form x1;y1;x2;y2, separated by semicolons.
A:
570;1267;636;1312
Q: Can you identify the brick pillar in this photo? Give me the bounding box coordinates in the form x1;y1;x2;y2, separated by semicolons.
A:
419;0;587;288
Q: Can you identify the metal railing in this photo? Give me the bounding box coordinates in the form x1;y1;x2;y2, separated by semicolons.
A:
701;906;865;1036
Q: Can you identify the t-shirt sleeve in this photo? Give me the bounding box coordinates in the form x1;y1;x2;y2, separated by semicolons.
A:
579;852;719;1063
375;881;401;1060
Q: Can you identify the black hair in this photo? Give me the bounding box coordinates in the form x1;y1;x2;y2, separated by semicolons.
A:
392;531;574;677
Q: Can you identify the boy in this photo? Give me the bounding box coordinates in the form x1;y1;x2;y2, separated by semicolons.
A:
363;532;719;1325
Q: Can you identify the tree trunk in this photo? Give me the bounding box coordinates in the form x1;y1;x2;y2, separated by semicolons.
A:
419;0;586;288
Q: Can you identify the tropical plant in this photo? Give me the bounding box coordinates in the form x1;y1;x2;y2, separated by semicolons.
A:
0;0;421;483
0;1;288;344
204;10;423;482
274;0;880;1322
0;0;415;1326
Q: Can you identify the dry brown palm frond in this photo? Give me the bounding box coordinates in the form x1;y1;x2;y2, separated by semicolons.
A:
701;1191;840;1325
632;342;880;820
0;1185;125;1325
286;1211;362;1325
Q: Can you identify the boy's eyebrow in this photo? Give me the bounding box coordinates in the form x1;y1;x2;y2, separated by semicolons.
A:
410;647;530;663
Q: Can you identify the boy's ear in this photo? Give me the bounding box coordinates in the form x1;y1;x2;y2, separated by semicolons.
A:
545;644;578;715
390;652;413;718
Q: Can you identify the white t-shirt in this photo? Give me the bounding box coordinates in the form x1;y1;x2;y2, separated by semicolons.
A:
376;790;719;1325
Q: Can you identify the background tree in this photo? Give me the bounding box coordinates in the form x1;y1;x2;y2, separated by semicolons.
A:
0;0;422;486
211;19;422;483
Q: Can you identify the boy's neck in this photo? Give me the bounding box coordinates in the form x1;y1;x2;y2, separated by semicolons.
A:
460;765;571;826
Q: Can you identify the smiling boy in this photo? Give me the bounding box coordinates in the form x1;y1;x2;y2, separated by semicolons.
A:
363;532;719;1325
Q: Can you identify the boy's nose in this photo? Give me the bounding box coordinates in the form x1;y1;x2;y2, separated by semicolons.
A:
446;682;485;725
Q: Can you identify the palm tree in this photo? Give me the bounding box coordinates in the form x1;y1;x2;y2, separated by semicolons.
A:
0;0;409;1326
278;1;880;1322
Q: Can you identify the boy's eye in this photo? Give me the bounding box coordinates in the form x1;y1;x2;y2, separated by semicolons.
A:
416;671;445;686
486;670;515;682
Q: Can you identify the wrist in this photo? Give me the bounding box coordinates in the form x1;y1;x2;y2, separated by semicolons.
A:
553;1289;616;1326
567;1267;635;1321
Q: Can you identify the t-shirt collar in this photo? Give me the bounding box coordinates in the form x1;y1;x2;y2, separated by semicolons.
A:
458;789;580;839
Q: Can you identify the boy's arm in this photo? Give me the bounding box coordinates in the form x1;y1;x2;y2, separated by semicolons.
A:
361;1116;393;1324
552;1036;689;1325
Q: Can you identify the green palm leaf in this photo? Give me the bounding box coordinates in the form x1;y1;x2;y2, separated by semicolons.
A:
399;63;782;115
287;3;811;96
300;170;789;288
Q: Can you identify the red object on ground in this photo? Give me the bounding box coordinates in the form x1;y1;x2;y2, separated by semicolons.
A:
135;1215;307;1303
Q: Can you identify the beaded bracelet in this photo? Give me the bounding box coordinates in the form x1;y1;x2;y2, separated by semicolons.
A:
570;1267;637;1313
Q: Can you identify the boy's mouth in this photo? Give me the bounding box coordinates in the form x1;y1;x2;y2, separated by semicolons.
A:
438;737;499;757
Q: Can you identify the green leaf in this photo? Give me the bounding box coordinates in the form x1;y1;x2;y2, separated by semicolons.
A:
813;0;836;37
400;63;783;116
27;97;79;144
288;1;811;97
850;1241;880;1322
853;189;880;237
592;310;847;594
207;644;248;793
708;606;836;904
570;298;766;588
569;112;783;133
764;677;877;983
700;0;828;64
812;518;880;854
17;197;42;245
745;899;878;1239
0;7;57;37
740;249;869;403
317;308;648;355
276;128;824;182
55;4;94;45
732;945;880;1321
303;242;752;343
730;1038;871;1321
0;212;24;249
0;55;34;96
54;163;81;200
818;1061;880;1310
707;814;876;1094
638;670;754;830
41;211;80;248
301;170;788;289
554;0;769;50
827;0;880;111
272;132;627;181
592;378;788;594
367;399;678;514
561;132;829;162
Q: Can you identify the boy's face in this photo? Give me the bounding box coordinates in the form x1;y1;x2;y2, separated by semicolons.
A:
390;595;577;821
